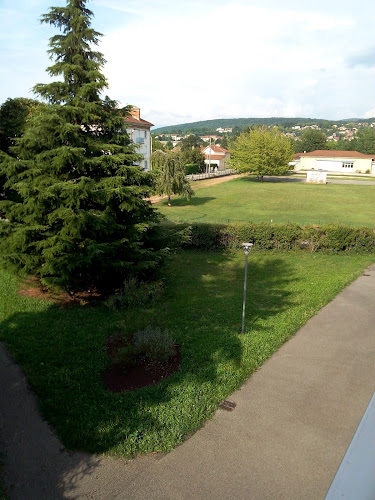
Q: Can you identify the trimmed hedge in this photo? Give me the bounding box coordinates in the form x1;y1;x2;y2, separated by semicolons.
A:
185;164;200;175
163;222;375;253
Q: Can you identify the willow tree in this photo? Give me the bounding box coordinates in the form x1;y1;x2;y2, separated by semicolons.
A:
150;150;194;206
0;0;161;291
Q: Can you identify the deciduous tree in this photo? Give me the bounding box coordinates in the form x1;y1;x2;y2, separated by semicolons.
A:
295;128;327;153
350;128;375;154
229;126;294;179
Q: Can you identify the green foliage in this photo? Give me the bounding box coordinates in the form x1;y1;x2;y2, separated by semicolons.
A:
106;278;164;310
113;342;134;368
0;97;40;153
181;147;205;171
0;0;162;292
229;126;294;177
133;326;175;362
153;117;373;135
180;134;203;151
220;134;229;149
185;164;200;175
295;128;327;153
350;127;375;154
151;135;165;152
113;326;175;366
170;222;375;253
150;150;194;205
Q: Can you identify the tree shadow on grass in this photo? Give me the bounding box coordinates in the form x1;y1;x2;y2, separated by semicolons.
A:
241;175;304;184
0;252;297;496
160;196;216;207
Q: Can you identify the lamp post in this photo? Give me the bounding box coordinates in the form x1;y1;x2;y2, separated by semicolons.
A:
241;242;253;334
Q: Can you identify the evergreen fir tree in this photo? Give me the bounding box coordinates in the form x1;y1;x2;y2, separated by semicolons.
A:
0;0;161;292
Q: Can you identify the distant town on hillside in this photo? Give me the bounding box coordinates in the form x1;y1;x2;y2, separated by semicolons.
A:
153;117;375;137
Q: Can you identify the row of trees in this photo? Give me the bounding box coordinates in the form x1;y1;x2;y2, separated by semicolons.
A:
294;128;375;154
152;134;206;172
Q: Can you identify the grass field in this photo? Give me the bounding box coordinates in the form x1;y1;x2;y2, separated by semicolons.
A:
1;250;374;457
155;177;375;226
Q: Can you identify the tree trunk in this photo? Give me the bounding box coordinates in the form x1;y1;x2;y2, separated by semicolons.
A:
168;195;171;206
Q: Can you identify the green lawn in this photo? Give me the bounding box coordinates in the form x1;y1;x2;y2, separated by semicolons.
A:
156;177;375;226
1;250;374;457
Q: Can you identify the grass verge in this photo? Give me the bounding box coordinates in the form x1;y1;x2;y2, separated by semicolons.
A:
0;250;374;457
156;177;375;226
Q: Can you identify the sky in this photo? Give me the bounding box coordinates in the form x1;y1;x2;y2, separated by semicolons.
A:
0;0;374;128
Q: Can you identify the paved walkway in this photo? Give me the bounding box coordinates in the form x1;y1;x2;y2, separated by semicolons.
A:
1;265;375;499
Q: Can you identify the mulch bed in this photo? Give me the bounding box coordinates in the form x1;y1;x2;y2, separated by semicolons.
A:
102;335;181;393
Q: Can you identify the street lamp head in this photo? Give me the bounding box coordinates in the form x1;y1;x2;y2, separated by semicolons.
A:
241;242;253;253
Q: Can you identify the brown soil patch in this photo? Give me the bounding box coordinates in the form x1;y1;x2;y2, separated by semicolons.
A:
18;277;102;307
147;173;247;204
103;335;181;392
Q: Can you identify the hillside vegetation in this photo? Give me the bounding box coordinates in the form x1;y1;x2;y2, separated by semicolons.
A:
153;117;375;135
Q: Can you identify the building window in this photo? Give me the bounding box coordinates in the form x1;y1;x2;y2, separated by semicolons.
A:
136;137;145;144
343;162;354;168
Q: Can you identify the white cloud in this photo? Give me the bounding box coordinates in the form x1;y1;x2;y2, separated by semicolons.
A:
1;0;374;126
100;2;360;125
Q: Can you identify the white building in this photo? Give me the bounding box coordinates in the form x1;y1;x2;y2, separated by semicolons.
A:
200;144;230;170
293;150;375;174
124;107;153;171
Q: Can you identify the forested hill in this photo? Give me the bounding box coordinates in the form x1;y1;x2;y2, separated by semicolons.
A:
153;117;373;135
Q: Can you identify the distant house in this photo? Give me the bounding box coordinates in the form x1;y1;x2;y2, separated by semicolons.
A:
216;127;232;133
201;144;230;170
124;107;153;171
200;135;222;142
293;150;375;174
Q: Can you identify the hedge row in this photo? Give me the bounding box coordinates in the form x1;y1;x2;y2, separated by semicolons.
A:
161;222;375;253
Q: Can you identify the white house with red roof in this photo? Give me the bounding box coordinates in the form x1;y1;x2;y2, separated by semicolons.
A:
124;107;153;171
201;144;230;170
293;150;375;174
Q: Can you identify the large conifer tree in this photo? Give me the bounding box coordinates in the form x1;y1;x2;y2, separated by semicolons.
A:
0;0;161;291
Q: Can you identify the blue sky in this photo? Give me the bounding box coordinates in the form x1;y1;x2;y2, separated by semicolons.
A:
0;0;374;127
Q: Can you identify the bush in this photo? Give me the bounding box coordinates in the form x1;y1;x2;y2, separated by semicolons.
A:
106;278;164;310
185;163;200;175
113;343;134;367
164;222;375;253
133;327;175;362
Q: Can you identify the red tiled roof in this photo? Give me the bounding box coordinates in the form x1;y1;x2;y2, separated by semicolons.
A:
124;116;154;127
206;155;226;160
201;145;230;154
296;150;374;159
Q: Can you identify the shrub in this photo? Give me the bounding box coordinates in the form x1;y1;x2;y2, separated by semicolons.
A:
164;222;375;253
106;278;164;310
133;327;175;362
113;343;134;367
185;164;200;175
189;223;226;250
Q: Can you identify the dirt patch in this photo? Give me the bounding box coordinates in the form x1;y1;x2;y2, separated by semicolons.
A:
103;335;181;393
18;277;102;307
147;173;247;204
